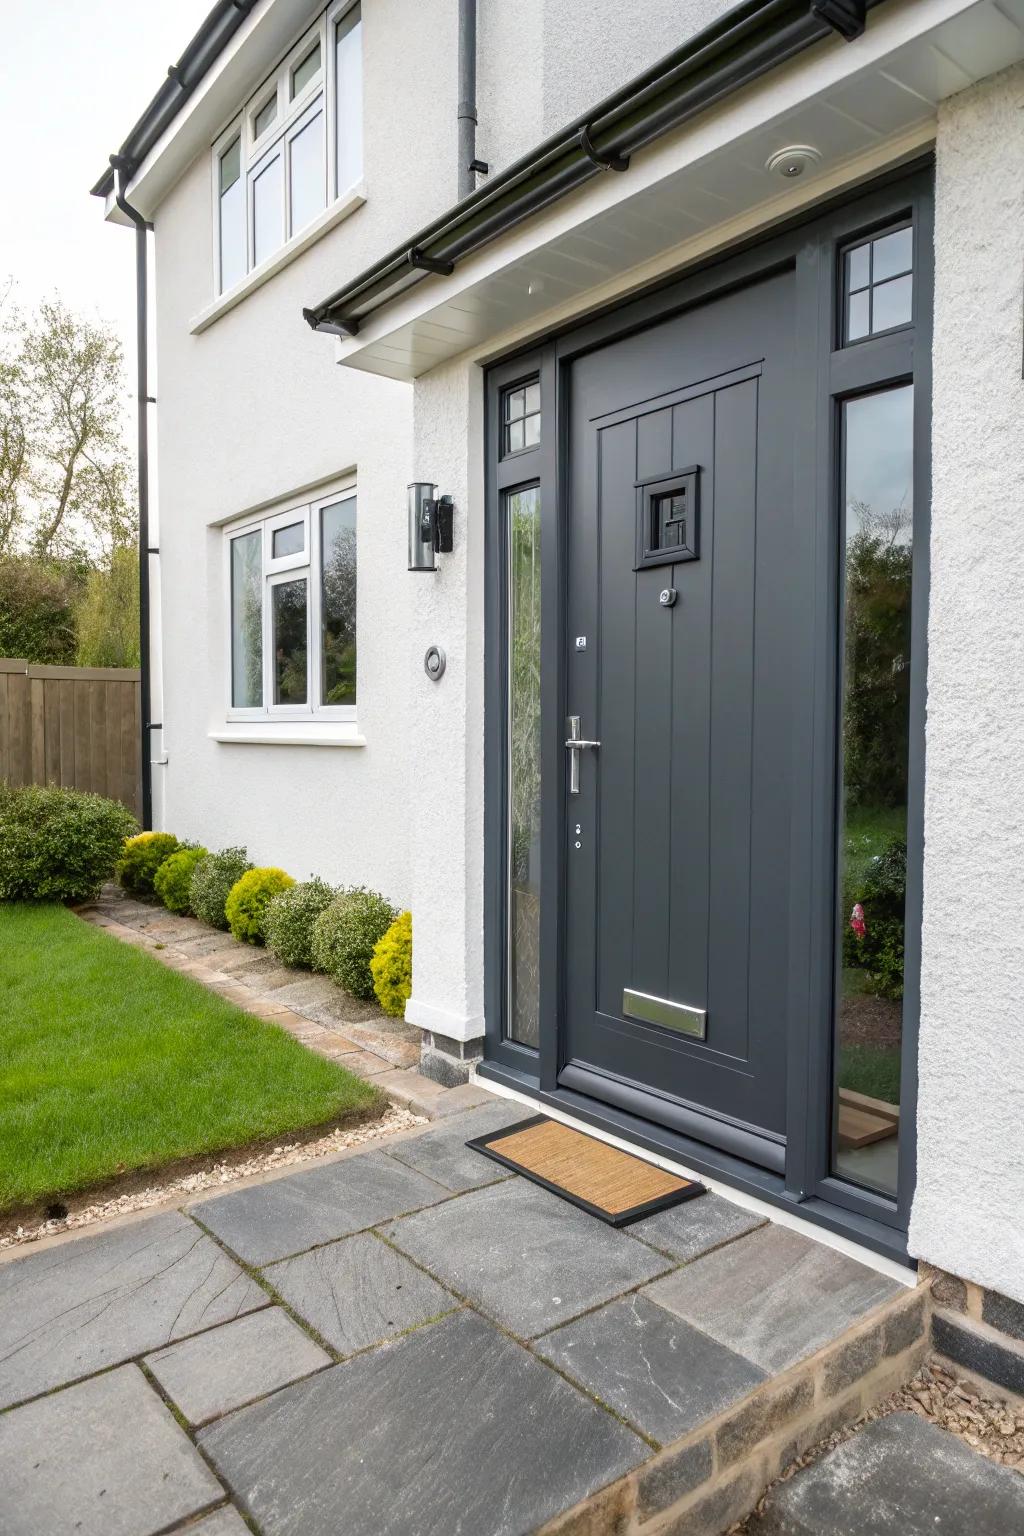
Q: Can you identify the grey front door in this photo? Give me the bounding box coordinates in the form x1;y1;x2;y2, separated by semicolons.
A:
561;268;801;1168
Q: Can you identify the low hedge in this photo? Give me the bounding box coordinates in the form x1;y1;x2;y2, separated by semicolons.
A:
0;784;138;903
370;911;412;1018
116;831;180;895
153;845;209;914
189;846;253;930
312;887;398;1000
225;866;295;945
264;877;336;969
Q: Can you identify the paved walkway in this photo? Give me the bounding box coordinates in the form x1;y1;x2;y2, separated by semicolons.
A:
0;1093;931;1536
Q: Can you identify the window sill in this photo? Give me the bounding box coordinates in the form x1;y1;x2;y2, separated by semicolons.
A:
190;183;366;335
210;724;366;747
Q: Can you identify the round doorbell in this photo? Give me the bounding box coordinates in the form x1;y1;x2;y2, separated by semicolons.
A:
424;644;447;681
658;588;677;608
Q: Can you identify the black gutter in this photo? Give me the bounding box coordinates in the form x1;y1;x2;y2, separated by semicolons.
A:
91;0;259;200
111;162;156;832
304;0;877;338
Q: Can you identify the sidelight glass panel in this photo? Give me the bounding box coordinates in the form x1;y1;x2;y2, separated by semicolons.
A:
230;531;263;707
272;578;308;705
336;4;363;193
832;385;914;1198
320;496;357;705
506;484;542;1048
218;137;245;292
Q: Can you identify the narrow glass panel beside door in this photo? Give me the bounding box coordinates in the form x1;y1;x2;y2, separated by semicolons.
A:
272;578;308;705
506;485;542;1047
832;385;914;1197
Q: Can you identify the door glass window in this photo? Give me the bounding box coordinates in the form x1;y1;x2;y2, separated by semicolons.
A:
832;384;914;1197
506;484;542;1047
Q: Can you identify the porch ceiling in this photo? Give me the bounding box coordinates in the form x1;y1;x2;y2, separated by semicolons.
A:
335;0;1024;380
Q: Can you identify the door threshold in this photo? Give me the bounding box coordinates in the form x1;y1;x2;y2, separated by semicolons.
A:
474;1060;914;1280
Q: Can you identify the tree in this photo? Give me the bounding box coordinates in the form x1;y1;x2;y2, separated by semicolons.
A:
0;556;83;664
74;545;141;667
0;292;136;561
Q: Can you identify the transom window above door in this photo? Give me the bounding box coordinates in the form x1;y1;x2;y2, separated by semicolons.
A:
215;1;363;294
226;484;357;721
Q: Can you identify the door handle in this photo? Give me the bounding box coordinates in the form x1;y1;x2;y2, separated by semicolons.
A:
565;715;601;795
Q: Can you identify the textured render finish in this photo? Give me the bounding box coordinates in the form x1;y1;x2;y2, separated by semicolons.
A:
909;64;1024;1304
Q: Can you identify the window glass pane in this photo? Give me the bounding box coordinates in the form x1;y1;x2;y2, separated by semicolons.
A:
871;274;913;333
872;226;912;282
845;242;870;292
219;137;241;194
320;497;357;706
524;382;540;415
254;95;277;138
291;41;321;98
230;531;263;708
846;289;870;342
272;578;308;705
290;110;325;234
507;485;542;1048
336;4;363;193
523;413;541;448
832;385;914;1199
272;521;304;559
219;138;246;293
252;153;284;266
507;418;524;453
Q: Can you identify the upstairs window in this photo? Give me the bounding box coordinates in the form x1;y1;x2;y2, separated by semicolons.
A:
215;1;363;295
227;484;358;720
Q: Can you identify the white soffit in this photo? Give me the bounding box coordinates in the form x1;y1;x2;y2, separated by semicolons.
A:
337;0;1024;380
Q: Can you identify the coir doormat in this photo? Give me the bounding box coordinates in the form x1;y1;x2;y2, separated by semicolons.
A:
467;1114;705;1226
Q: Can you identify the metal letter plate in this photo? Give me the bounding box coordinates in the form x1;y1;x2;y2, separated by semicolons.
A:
622;988;707;1040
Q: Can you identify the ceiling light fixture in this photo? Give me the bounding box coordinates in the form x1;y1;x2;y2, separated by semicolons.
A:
765;144;822;179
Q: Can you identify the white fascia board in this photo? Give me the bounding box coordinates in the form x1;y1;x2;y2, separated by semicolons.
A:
333;0;1023;378
104;0;315;222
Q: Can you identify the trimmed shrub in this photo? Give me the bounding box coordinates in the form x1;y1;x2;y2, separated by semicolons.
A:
264;877;336;969
0;784;137;903
153;845;209;914
843;835;907;1001
225;866;295;945
370;911;412;1018
189;846;252;930
116;831;179;895
312;887;398;999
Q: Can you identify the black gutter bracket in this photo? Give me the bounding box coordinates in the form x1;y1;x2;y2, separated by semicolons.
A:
302;306;360;337
810;0;866;39
408;247;456;276
578;123;629;172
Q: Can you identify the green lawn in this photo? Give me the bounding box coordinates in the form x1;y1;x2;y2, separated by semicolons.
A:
838;1043;901;1105
0;903;382;1213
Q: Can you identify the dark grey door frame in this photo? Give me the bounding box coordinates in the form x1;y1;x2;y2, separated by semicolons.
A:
481;163;933;1261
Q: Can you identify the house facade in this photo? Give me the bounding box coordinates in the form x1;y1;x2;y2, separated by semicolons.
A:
95;0;1024;1306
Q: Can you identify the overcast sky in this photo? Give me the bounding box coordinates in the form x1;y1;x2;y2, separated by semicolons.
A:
1;0;211;391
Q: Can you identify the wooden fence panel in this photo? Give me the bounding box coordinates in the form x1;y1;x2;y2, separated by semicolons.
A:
0;660;142;819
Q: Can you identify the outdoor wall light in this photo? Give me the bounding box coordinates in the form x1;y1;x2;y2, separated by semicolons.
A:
407;482;455;572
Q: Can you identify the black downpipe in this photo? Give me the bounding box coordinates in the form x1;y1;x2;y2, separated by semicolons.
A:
112;160;154;831
457;0;478;201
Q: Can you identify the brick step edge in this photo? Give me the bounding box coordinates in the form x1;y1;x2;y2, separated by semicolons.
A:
538;1285;929;1536
932;1308;1024;1403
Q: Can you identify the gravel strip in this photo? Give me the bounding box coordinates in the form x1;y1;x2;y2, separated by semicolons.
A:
0;1103;425;1251
730;1360;1024;1531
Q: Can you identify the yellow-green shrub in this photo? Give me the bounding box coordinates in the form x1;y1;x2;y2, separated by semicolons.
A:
370;911;412;1018
224;866;295;945
153;846;209;914
116;831;179;895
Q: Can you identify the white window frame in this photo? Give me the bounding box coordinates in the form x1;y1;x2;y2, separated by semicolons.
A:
224;480;358;725
212;0;362;297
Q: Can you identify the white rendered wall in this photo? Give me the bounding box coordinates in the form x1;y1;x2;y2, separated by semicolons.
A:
908;63;1024;1302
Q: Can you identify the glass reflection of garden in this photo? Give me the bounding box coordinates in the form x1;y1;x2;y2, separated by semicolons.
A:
835;387;913;1193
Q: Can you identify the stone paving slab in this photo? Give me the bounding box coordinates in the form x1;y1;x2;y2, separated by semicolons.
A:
264;1231;458;1355
535;1292;767;1445
749;1411;1024;1534
145;1305;331;1425
0;1364;224;1536
384;1099;527;1190
0;1210;267;1409
646;1224;901;1374
382;1176;671;1338
200;1309;647;1536
632;1191;767;1263
180;1509;252;1536
190;1149;451;1265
